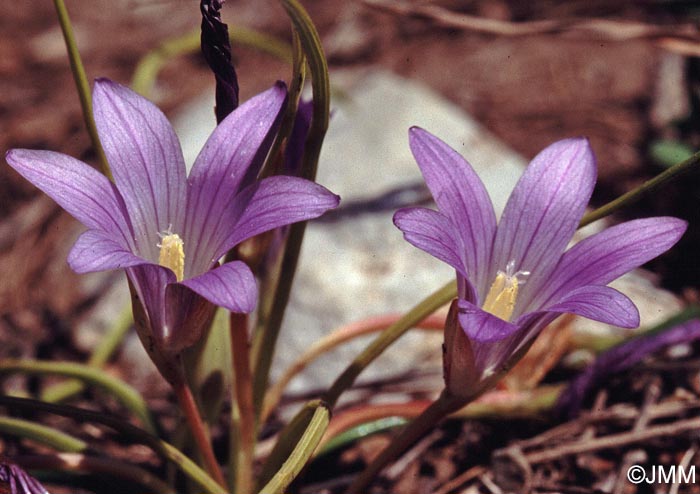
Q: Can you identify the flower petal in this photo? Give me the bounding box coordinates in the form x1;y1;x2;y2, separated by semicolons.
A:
68;230;147;273
196;175;339;267
393;206;469;279
457;300;523;378
164;283;218;352
534;217;687;309
93;78;187;260
127;264;176;345
540;285;640;328
184;83;287;264
5;149;132;246
409;127;497;298
180;261;257;313
491;138;596;312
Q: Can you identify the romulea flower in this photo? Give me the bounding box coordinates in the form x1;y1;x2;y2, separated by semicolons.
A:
0;462;49;494
6;79;339;360
394;127;686;397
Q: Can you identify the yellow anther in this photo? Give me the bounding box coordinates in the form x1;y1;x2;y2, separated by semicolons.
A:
158;233;185;281
482;271;519;321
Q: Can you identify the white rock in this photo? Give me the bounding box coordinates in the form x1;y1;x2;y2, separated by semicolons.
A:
172;69;684;399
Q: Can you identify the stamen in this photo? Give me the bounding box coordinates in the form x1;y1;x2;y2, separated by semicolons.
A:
158;232;185;281
482;261;529;322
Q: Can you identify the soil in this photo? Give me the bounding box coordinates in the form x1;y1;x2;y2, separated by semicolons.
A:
1;1;700;493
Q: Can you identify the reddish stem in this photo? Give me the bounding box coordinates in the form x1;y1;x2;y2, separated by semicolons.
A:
172;376;226;487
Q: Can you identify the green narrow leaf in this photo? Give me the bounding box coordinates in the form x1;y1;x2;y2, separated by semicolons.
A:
0;360;156;434
258;401;330;494
251;0;331;423
52;0;111;178
0;416;87;452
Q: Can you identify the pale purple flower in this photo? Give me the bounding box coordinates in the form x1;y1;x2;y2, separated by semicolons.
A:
0;462;49;494
395;127;686;395
6;79;339;354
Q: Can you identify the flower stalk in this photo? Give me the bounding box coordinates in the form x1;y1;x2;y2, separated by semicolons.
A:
250;0;332;422
345;390;467;494
172;376;226;488
230;312;256;494
52;0;110;178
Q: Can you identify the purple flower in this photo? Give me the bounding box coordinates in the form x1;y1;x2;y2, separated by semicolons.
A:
395;127;686;396
6;79;339;356
556;318;700;418
0;462;49;494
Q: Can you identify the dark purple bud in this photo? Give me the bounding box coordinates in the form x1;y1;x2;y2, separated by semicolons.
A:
283;99;313;177
200;0;239;122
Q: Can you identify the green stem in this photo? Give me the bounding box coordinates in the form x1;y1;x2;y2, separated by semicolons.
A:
0;395;226;494
0;416;87;452
0;359;155;434
230;313;255;494
345;391;464;494
259;283;455;482
172;377;226;488
251;0;331;421
323;281;456;407
41;305;132;403
52;0;110;178
262;313;444;424
580;147;700;227
258;402;330;494
250;33;305;424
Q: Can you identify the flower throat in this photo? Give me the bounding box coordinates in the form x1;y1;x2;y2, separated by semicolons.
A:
481;260;529;322
158;232;185;281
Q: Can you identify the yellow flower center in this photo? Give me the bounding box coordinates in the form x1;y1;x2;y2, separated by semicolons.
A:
481;261;529;322
158;232;185;281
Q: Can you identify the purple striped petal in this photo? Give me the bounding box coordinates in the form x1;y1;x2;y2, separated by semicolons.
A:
539;285;639;328
68;230;147;273
457;300;523;377
534;217;687;309
93;79;187;261
207;175;340;263
164;282;218;352
491;138;596;313
184;83;287;267
181;261;257;313
409;127;497;298
393;207;468;280
5;149;133;247
127;264;176;345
